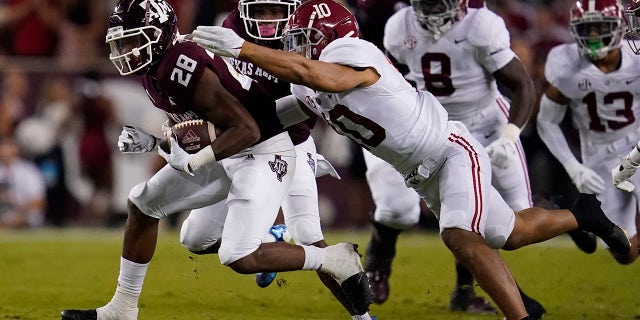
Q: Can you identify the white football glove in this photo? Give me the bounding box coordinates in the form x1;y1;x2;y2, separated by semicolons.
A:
192;26;245;58
564;160;605;194
158;137;194;176
486;124;520;169
118;125;160;153
611;156;639;192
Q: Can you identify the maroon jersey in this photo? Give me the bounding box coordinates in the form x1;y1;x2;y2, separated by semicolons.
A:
141;41;285;145
223;10;316;145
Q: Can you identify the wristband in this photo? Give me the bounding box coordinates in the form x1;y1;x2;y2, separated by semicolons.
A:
501;123;521;141
187;145;217;172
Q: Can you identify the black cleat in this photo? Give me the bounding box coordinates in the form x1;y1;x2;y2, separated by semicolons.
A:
341;271;373;315
601;225;631;255
522;294;546;320
449;289;497;314
365;270;390;304
61;309;97;320
568;230;597;254
570;193;631;255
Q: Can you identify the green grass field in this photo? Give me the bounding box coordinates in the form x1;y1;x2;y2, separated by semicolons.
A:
0;228;638;319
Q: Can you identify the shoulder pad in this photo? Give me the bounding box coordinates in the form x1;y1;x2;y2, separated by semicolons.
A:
467;8;510;49
383;7;412;53
320;38;379;68
544;44;576;86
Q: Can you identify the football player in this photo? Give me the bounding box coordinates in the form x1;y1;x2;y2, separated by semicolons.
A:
60;0;372;319
611;2;640;191
538;0;640;266
192;0;631;319
177;0;360;317
361;0;551;316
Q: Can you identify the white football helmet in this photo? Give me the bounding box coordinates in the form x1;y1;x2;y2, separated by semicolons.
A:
238;0;301;41
411;0;468;38
570;0;626;60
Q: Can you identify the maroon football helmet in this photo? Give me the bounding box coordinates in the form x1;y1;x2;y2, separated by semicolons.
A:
626;0;640;54
570;0;626;60
281;0;359;60
411;0;469;38
106;0;178;75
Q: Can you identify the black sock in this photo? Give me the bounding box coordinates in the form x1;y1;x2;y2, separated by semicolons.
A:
454;262;475;291
364;222;401;273
570;193;614;236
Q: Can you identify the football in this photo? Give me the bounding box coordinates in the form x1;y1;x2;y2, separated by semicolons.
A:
160;119;217;154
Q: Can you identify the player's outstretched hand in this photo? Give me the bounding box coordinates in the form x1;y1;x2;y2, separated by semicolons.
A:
118;125;160;153
612;156;639;192
158;137;194;175
192;26;245;58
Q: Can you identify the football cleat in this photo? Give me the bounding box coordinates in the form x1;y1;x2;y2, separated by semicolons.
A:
60;309;97;320
255;224;288;288
568;230;597;254
365;270;390;304
522;296;546;320
320;243;372;315
449;289;497;314
570;193;631;255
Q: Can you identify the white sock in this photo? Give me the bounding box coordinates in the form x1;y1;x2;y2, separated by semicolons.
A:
97;286;139;320
302;245;323;270
117;257;149;295
96;257;147;320
352;312;372;320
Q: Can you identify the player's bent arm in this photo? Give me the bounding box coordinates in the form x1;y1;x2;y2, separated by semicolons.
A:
536;85;577;166
492;58;535;128
191;67;260;161
240;41;378;93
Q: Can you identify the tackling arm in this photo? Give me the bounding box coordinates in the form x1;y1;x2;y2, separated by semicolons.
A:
191;26;377;93
240;41;376;93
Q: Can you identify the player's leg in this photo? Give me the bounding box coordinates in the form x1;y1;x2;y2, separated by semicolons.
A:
179;201;228;254
489;138;545;318
500;193;630;255
362;149;421;304
280;138;363;317
416;127;528;319
62;162;233;320
218;147;371;314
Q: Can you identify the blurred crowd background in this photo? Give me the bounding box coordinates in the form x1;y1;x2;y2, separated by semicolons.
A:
0;0;612;230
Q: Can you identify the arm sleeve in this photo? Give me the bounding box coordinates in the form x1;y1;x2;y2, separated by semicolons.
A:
275;95;309;128
536;94;581;169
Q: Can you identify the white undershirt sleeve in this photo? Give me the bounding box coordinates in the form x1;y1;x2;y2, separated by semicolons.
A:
536;94;581;169
275;95;309;128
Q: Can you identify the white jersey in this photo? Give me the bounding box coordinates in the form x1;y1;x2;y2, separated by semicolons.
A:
384;7;514;123
291;37;450;174
545;43;640;146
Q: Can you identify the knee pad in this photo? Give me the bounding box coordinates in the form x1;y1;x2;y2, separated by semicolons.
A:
218;242;258;266
373;200;421;230
286;214;323;245
179;218;221;253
